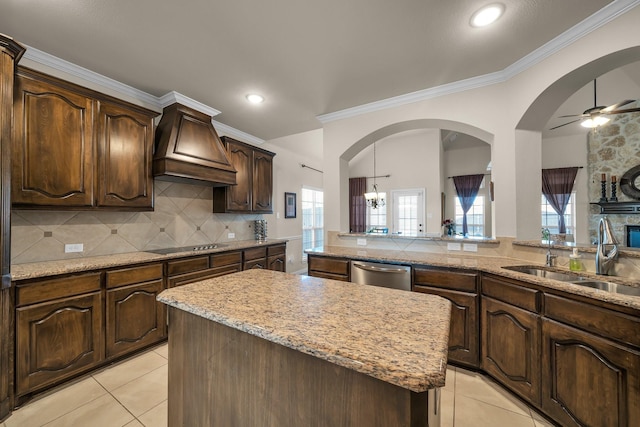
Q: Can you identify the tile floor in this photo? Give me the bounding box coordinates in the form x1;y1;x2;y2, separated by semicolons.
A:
4;343;555;427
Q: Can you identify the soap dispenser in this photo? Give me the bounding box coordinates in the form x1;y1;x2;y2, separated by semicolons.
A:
569;248;582;271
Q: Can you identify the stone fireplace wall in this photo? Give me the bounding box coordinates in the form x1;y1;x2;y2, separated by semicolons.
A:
588;102;640;245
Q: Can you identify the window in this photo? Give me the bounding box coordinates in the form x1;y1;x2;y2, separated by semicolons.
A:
455;196;484;237
367;192;387;231
541;193;575;236
302;187;323;259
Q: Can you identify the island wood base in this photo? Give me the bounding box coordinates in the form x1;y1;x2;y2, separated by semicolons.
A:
167;307;441;427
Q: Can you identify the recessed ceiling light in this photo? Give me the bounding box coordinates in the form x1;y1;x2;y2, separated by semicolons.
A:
470;3;505;27
246;94;264;104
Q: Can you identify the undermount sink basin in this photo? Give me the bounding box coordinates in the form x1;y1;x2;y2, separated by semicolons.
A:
502;266;579;282
502;266;640;297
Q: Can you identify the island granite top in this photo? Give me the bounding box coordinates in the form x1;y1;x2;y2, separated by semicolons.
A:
157;269;451;393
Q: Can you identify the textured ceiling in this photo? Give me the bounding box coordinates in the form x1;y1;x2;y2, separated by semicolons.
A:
1;0;616;140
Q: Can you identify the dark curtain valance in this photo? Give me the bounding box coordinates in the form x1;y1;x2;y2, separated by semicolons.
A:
541;167;579;234
453;174;485;236
349;177;367;233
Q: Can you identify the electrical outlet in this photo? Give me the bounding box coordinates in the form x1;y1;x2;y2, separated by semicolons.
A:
357;238;367;246
228;233;235;239
65;243;84;253
447;242;461;251
463;243;478;252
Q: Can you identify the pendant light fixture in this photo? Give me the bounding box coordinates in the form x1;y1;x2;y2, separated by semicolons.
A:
364;141;385;209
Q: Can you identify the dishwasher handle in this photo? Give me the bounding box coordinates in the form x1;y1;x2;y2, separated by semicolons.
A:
352;262;408;274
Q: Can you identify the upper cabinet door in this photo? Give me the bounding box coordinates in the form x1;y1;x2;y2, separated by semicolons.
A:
12;75;94;207
222;140;252;212
96;101;154;209
252;151;273;213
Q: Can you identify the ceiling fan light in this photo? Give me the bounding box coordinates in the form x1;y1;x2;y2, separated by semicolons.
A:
580;116;610;128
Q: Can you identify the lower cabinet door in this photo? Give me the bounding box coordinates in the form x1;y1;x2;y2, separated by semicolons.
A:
541;319;640;427
482;297;541;405
268;255;285;272
16;292;104;395
106;280;165;359
413;286;479;367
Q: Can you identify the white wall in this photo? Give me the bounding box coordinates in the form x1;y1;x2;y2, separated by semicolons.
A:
348;129;442;234
262;129;323;273
321;5;640;240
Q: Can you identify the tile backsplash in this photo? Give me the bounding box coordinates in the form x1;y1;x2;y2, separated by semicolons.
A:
11;180;263;264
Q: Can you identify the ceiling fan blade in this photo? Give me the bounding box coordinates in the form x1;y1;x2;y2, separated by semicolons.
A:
549;119;581;130
557;114;583;118
602;99;635;112
603;106;640;115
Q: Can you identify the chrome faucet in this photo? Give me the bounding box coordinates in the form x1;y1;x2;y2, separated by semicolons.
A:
596;216;619;275
544;228;557;267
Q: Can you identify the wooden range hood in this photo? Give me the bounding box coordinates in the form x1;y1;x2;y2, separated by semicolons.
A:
153;103;236;186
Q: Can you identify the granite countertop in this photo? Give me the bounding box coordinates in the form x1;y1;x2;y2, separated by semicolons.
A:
306;246;640;311
157;269;452;393
11;239;287;281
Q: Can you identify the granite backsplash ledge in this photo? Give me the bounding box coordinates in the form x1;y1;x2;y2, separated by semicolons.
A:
11;180;265;264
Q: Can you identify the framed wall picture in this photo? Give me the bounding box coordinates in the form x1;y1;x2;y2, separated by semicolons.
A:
285;192;296;218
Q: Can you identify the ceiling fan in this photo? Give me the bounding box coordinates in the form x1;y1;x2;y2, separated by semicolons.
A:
550;79;640;130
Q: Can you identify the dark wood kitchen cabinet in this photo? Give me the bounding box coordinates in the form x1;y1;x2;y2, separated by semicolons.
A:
413;267;479;368
105;264;165;359
481;275;542;405
541;294;640;427
307;255;350;281
15;273;104;397
243;246;267;270
267;244;286;272
167;251;243;288
12;67;157;210
1;35;26;421
213;136;275;213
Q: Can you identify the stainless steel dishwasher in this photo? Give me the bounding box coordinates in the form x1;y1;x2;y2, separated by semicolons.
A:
350;260;412;291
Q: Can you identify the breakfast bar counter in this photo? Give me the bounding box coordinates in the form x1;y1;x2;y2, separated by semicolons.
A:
157;269;451;427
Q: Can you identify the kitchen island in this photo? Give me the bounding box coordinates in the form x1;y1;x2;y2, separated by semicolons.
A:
157;269;451;427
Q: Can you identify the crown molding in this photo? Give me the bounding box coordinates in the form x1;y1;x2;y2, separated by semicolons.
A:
157;91;221;117
21;44;260;142
212;120;265;145
318;0;640;124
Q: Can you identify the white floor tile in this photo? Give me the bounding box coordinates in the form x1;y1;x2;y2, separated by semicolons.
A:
455;367;531;417
455;394;536;427
111;365;168;417
93;351;167;392
138;400;167;427
6;377;107;427
42;394;134;427
440;389;455;427
153;344;168;360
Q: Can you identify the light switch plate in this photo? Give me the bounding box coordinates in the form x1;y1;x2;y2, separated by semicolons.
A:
463;243;478;252
65;243;83;253
228;233;235;239
357;238;367;246
447;242;461;251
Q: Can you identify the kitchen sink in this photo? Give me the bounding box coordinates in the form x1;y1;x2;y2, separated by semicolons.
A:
502;265;640;297
502;265;580;282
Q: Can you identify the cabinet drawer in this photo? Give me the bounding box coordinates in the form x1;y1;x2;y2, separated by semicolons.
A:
482;275;540;313
244;247;267;261
308;271;350;282
210;251;242;267
16;273;102;307
308;256;349;276
267;244;286;257
544;293;640;348
106;263;163;289
168;267;240;288
166;256;209;276
413;267;478;293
